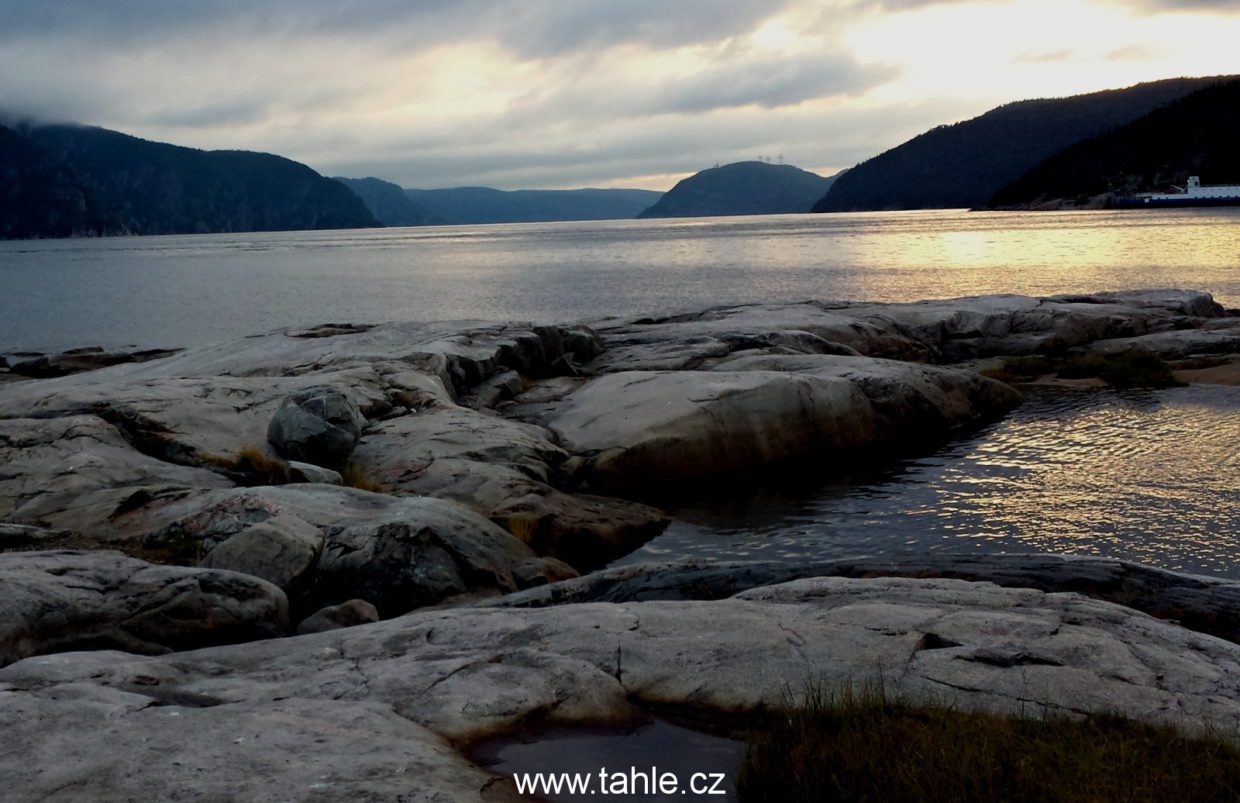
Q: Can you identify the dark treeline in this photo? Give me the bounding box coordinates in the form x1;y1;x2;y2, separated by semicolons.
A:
2;123;377;239
813;76;1231;212
989;79;1240;207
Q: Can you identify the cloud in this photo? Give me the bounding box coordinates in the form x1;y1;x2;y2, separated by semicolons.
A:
660;54;900;113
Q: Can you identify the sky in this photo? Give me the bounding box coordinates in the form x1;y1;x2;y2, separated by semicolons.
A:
2;0;1239;191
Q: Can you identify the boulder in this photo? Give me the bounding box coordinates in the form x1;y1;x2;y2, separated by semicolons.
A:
296;599;380;635
0;550;288;666
285;461;343;484
137;486;561;617
198;515;324;591
266;385;365;467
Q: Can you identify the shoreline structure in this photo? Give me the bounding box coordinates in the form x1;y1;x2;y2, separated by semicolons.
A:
1;289;1239;798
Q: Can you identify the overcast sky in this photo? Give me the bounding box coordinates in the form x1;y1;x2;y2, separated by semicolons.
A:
2;0;1238;190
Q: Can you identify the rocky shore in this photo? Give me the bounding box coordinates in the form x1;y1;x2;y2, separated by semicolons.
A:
2;288;1239;799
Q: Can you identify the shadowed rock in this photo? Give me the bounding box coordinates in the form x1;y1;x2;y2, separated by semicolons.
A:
266;385;365;468
0;550;288;666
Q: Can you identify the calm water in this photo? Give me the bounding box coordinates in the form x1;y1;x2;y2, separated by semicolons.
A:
621;385;1240;579
1;208;1238;352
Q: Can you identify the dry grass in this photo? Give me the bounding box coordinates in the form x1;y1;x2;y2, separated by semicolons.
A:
200;445;290;485
340;461;384;493
737;684;1240;803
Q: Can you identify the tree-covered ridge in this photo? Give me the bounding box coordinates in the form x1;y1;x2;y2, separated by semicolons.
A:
0;125;119;239
4;123;378;238
989;79;1240;208
813;76;1233;212
639;161;836;218
333;177;439;226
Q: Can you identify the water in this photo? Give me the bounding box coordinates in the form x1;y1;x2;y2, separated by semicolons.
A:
621;384;1240;579
472;718;745;802
1;208;1238;352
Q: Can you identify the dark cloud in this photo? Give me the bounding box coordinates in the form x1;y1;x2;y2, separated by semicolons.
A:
0;0;794;56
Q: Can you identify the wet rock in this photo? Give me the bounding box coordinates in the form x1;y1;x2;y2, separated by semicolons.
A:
199;516;324;591
266;385;365;468
2;574;1239;799
295;599;380;634
0;550;288;666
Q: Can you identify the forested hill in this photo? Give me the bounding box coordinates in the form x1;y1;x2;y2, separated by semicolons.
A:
0;125;119;239
812;76;1232;212
334;177;439;226
989;79;1240;208
403;186;661;224
5;123;378;238
639;161;836;218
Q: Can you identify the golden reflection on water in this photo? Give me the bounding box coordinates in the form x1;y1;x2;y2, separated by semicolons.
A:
629;385;1240;579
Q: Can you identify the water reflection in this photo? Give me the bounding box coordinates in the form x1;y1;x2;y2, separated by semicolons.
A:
1;208;1238;351
617;385;1240;580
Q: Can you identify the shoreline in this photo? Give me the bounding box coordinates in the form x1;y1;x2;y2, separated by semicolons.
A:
1;288;1239;798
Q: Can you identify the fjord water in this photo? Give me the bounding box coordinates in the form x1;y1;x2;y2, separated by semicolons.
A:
1;208;1239;352
2;208;1238;578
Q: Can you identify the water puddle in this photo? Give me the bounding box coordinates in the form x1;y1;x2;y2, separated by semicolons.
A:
472;715;746;801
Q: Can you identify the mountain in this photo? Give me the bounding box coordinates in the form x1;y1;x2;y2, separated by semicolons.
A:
813;76;1232;212
403;187;661;224
639;161;836;218
6;123;378;238
989;79;1240;208
0;125;118;238
333;177;439;226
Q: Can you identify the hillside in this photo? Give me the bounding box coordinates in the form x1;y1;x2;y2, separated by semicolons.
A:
333;177;439;226
639;161;836;218
8;123;378;237
0;125;118;238
989;79;1240;208
813;76;1231;212
403;186;661;224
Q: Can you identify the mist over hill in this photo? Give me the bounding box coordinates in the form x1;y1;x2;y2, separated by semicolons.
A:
640;161;837;218
989;79;1240;208
813;76;1232;212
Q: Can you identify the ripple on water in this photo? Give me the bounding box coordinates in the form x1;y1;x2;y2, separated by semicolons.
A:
617;385;1240;580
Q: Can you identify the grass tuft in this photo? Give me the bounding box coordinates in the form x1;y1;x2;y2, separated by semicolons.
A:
340;461;383;493
200;445;290;485
737;683;1240;803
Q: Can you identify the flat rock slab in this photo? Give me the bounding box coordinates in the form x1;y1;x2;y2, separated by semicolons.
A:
2;575;1239;800
0;550;288;667
535;357;1021;489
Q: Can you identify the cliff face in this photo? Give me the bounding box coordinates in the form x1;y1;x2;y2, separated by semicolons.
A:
989;79;1240;208
639;161;836;218
333;177;439;226
4;123;378;238
814;76;1233;212
0;125;119;238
